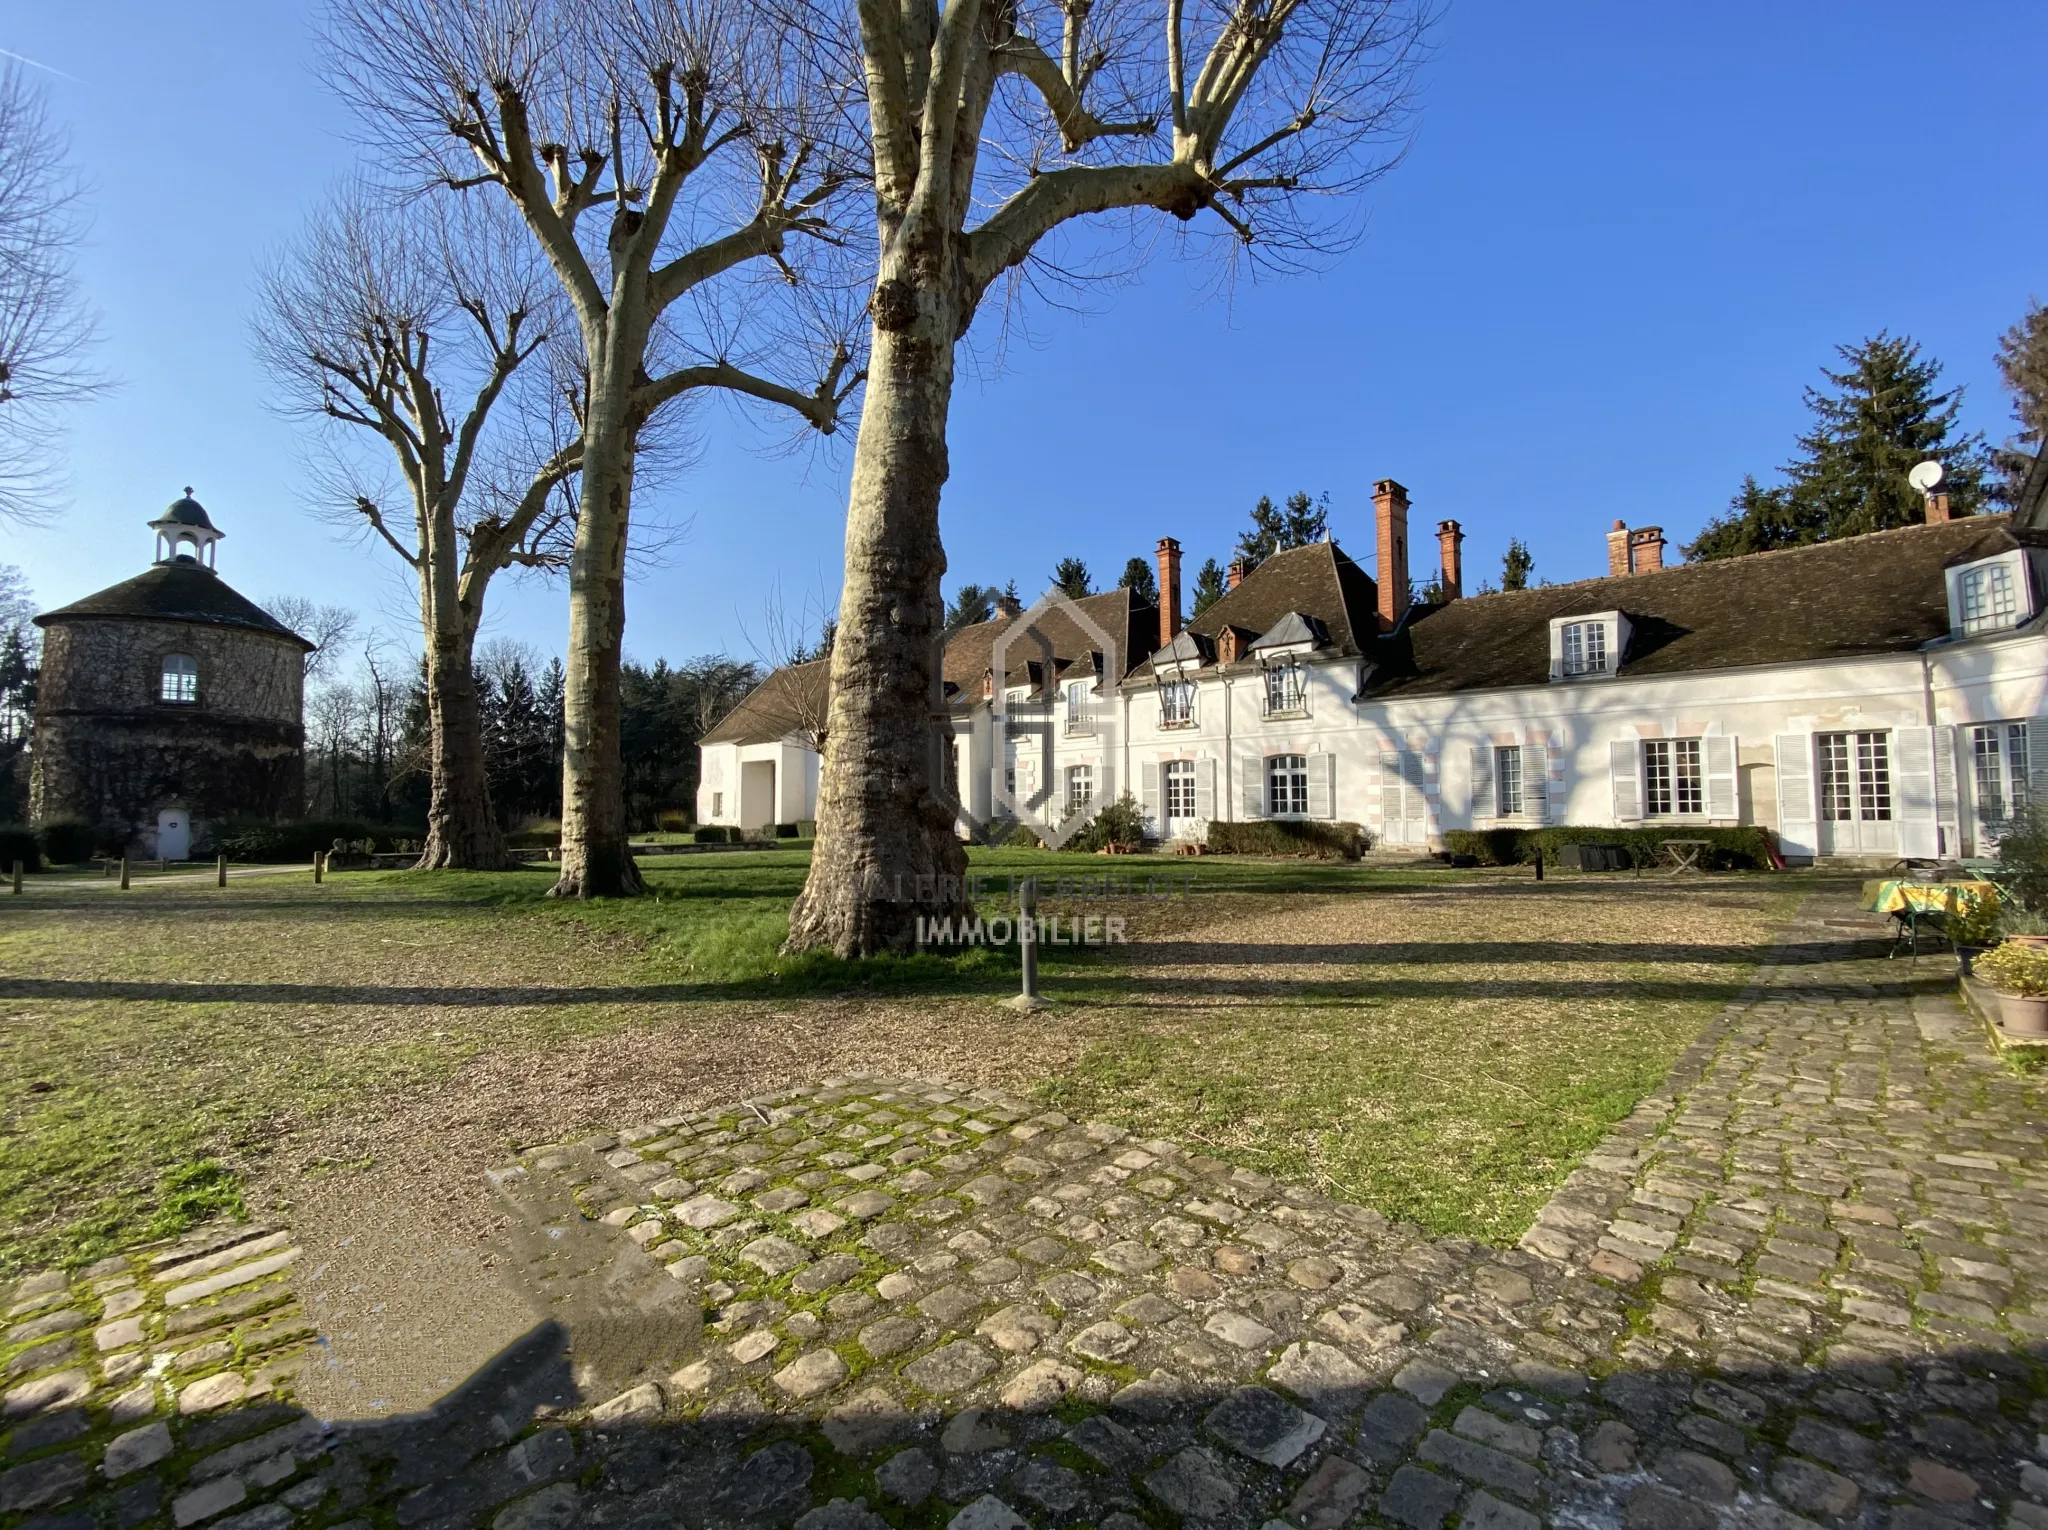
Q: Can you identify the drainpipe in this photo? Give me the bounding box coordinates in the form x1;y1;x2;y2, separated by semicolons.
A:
1222;674;1235;822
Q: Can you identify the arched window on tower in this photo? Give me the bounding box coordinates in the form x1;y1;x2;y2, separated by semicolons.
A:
160;654;198;705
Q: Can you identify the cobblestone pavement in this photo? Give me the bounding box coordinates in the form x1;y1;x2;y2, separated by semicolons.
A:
3;893;2045;1530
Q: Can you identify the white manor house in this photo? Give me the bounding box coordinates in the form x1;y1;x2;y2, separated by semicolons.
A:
699;478;2048;863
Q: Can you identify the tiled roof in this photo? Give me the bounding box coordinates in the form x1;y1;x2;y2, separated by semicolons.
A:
699;659;831;747
36;562;314;649
1131;541;1378;679
1366;514;2027;698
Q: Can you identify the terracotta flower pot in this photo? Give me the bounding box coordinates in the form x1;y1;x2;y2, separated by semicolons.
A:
1996;991;2048;1037
2004;934;2048;948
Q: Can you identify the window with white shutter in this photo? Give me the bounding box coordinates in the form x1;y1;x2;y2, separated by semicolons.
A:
1610;740;1643;822
1469;745;1495;820
1774;733;1817;858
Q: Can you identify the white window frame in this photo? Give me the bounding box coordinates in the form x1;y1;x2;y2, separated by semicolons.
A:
1065;680;1094;736
1946;551;2032;637
1267;754;1309;817
1157;677;1196;728
1164;759;1196;821
1971;721;2029;827
1818;730;1893;823
1547;611;1629;682
1262;661;1309;718
160;653;199;705
1496;745;1523;817
1065;763;1094;813
1643;737;1705;817
711;791;724;817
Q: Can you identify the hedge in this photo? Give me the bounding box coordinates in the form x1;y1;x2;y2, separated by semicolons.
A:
693;826;733;844
506;825;562;849
0;825;42;873
212;820;426;863
1206;820;1372;861
37;820;98;864
1439;825;1780;870
774;822;800;839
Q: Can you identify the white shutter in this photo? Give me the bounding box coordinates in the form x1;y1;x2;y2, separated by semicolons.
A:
1774;733;1817;858
1096;761;1116;810
1379;752;1404;834
1308;753;1336;820
1241;753;1265;818
2026;718;2048;807
1610;740;1642;823
1403;752;1428;828
1526;737;1550;825
1932;725;1959;857
1194;757;1216;822
1703;735;1738;820
1470;745;1495;820
1893;725;1939;859
1139;762;1162;835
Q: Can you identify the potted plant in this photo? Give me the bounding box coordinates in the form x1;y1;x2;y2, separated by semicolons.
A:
1998;906;2048;950
1970;940;2048;1036
1946;893;2001;976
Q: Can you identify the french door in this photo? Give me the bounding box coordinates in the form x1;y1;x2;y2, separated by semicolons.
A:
1816;731;1897;856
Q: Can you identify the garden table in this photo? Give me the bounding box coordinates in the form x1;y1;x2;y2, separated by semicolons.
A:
1859;878;1998;959
1657;838;1713;873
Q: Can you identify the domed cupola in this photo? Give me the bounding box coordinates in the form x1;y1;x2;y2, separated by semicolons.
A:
149;488;225;570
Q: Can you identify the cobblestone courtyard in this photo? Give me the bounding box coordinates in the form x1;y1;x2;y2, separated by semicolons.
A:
3;886;2045;1530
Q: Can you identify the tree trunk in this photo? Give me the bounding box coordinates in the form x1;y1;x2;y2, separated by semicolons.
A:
416;616;507;870
786;272;971;956
550;428;644;899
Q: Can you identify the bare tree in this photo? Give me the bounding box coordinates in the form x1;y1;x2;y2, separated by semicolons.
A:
256;186;581;869
780;0;1431;953
261;595;361;685
324;0;864;897
0;61;99;521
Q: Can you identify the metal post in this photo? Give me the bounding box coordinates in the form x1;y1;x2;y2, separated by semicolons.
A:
313;852;324;885
1534;849;1544;882
1006;877;1052;1012
119;857;130;890
10;860;20;894
217;854;227;888
103;858;111;878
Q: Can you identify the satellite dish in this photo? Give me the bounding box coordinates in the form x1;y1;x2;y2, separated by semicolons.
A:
1909;460;1945;493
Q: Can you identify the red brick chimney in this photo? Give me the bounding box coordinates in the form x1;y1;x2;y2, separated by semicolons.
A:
1226;560;1245;591
996;591;1022;618
1606;520;1631;577
1373;478;1411;631
1155;537;1182;649
1435;519;1463;601
1627;526;1666;572
1925;490;1952;524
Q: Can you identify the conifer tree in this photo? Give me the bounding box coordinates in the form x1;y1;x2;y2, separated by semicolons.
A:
1117;557;1157;605
1692;333;1988;559
1500;539;1534;591
1051;558;1093;599
1993;299;2048;503
1190;559;1227;617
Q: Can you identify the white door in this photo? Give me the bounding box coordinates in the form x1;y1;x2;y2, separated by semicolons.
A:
1815;731;1898;857
156;809;190;862
1163;760;1198;838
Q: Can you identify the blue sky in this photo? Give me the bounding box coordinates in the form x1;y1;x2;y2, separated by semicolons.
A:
6;0;2044;668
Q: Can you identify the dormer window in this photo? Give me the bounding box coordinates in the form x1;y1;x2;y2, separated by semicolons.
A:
1549;611;1629;682
1948;552;2030;636
160;654;198;704
1562;621;1606;676
1065;680;1095;735
1263;661;1308;717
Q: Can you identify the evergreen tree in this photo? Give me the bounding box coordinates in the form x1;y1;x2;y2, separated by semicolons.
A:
1051;557;1093;598
1190;558;1227;616
1282;490;1329;546
1500;539;1534;591
944;583;999;635
1235;495;1286;572
1117;556;1157;605
1992;299;2048;503
1692;333;1989;559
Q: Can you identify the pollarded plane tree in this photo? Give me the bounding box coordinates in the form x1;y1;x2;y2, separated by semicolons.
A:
326;0;865;896
255;187;581;870
781;0;1432;954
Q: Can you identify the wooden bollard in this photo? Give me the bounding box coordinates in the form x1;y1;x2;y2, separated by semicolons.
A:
313;852;324;884
217;854;227;888
119;857;130;890
10;860;21;894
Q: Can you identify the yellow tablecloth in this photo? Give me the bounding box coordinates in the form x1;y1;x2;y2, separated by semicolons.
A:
1860;879;1999;916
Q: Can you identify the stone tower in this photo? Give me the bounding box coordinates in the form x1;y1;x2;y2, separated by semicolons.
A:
30;491;313;857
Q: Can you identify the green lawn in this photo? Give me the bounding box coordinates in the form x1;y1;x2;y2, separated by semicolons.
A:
0;848;1811;1273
